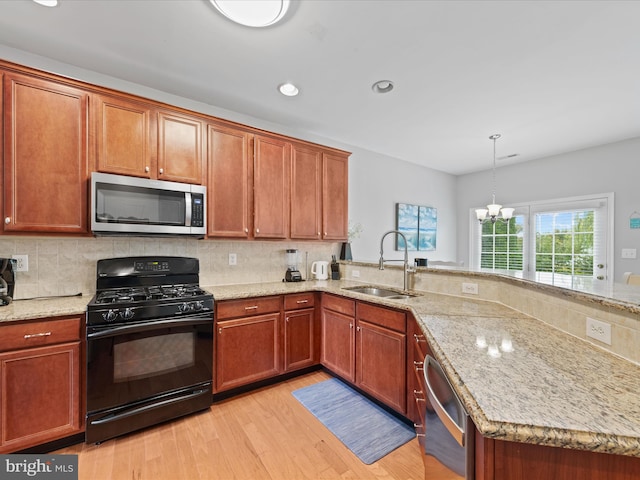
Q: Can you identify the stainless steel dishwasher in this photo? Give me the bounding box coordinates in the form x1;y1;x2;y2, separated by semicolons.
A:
423;354;475;479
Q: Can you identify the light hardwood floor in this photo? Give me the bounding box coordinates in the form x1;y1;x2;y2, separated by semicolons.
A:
55;371;424;480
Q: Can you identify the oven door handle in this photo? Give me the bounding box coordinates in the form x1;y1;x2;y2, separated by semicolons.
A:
89;388;210;426
87;316;213;339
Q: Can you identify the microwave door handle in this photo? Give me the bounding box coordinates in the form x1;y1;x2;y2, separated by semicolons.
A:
185;192;192;227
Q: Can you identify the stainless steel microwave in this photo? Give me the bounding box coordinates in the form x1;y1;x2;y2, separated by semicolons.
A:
91;172;206;237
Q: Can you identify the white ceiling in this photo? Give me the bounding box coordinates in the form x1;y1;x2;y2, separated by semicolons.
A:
1;0;639;175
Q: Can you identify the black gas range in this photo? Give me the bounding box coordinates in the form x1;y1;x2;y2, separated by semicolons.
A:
85;256;214;444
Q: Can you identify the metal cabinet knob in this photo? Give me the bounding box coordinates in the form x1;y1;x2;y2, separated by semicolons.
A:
159;168;164;174
145;166;150;172
4;217;10;224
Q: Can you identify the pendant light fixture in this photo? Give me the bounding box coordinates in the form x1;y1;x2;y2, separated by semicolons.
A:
475;134;514;223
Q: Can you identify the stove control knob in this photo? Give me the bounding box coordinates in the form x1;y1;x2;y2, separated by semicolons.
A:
179;302;193;313
103;309;118;322
122;308;135;320
194;301;203;311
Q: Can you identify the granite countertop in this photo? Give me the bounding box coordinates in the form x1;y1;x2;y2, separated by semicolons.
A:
2;279;639;458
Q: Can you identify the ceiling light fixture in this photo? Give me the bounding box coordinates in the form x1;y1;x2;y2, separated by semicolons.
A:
475;134;514;223
371;80;394;94
33;0;58;6
278;83;299;97
210;0;290;28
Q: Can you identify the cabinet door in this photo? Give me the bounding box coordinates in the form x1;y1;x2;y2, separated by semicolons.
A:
253;135;290;238
0;342;81;452
356;319;407;414
157;110;203;184
215;313;281;392
207;123;252;237
284;307;315;372
320;308;355;382
322;152;349;240
94;94;156;178
3;72;89;233
290;144;322;239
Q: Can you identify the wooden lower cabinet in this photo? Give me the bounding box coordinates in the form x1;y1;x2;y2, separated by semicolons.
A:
215;308;281;392
320;294;356;382
321;294;407;414
283;293;317;372
0;316;83;453
477;435;640;480
356;302;406;414
215;294;320;393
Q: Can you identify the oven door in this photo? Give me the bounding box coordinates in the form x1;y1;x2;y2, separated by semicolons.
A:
86;315;213;414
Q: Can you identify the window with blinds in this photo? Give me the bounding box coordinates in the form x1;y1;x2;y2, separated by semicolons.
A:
470;194;612;285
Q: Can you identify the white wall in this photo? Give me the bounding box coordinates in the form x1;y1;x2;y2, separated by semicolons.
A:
456;137;640;281
348;149;457;264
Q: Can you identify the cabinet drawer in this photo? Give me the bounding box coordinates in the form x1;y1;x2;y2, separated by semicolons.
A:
357;302;406;332
284;292;315;311
216;296;282;320
322;293;355;316
0;316;82;352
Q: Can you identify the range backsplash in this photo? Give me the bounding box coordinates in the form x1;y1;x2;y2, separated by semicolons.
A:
1;237;339;300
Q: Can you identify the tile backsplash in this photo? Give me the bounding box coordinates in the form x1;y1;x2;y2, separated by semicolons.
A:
2;236;340;300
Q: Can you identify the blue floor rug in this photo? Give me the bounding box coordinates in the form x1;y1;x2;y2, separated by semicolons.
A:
292;378;415;464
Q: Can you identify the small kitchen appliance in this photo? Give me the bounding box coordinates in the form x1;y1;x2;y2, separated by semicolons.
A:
0;258;16;306
311;261;329;280
285;249;302;282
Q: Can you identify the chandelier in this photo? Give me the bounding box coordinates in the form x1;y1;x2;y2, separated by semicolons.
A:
475;134;514;223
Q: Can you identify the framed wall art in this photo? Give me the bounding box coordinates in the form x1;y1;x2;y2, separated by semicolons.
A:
396;203;437;251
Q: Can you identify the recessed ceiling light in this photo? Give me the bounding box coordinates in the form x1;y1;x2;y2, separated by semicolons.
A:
33;0;58;6
278;83;299;97
372;80;394;94
210;0;290;28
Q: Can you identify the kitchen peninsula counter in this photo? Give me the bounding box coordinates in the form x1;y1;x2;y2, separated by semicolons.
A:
209;279;640;459
1;278;639;459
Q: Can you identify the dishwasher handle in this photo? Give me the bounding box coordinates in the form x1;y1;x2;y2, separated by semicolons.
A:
424;354;466;447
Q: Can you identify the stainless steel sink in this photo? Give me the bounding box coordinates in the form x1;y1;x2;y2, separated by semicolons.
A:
342;286;418;300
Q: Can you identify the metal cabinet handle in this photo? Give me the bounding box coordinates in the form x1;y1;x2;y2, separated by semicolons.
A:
414;361;424;372
296;300;308;304
413;389;426;402
24;332;52;339
414;333;426;343
414;423;425;437
244;305;258;310
218;327;222;334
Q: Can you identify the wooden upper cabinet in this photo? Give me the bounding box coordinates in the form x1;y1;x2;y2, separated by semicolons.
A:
322;152;349;240
94;97;204;184
253;135;291;239
207;122;252;238
290;143;322;240
3;72;89;233
157;110;204;184
94;94;156;178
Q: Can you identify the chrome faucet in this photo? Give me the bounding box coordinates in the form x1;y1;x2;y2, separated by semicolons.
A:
379;229;415;293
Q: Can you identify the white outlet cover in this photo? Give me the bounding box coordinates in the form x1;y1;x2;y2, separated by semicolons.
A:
586;317;612;345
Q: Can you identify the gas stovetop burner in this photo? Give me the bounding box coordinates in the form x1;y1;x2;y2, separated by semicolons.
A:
94;285;207;305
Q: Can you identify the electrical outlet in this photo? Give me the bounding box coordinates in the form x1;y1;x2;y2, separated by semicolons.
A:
621;248;637;259
462;282;478;295
12;254;28;272
352;270;360;278
586;317;611;345
228;253;237;266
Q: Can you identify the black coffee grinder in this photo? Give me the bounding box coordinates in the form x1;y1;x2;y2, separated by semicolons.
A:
0;258;16;306
284;249;302;282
